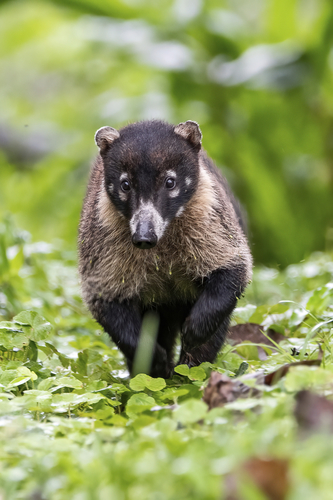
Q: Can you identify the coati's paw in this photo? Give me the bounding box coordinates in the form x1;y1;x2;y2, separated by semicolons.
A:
150;345;173;379
178;351;197;368
151;364;173;379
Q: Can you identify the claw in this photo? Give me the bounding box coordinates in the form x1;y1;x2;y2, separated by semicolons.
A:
178;351;196;368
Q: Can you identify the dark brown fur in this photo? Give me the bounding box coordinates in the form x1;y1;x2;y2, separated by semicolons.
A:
78;120;252;377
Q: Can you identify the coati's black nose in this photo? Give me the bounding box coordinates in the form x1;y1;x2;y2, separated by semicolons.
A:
132;221;157;249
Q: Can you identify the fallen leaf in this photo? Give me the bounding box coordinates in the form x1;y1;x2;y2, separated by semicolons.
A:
264;347;323;386
226;457;289;500
229;323;285;360
203;371;263;410
229;323;285;346
294;390;333;432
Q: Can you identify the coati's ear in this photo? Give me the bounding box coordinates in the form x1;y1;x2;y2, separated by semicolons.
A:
174;120;202;148
95;126;120;152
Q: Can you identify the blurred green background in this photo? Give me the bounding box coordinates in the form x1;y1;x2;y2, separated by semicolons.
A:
1;0;333;267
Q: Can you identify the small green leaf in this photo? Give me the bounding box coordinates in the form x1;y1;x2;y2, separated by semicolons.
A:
54;377;82;389
306;284;333;315
0;370;19;386
268;303;290;314
174;365;190;376
126;393;156;418
172;363;208;382
38;377;56;391
9;246;24;273
28;340;38;362
94;406;115;420
0;322;23;332
13;311;52;341
249;305;270;324
145;377;166;391
17;366;37;381
85;380;108;392
7;376;31;388
0;330;29;349
173;399;207;424
130;373;166;392
24;390;52;403
188;366;206;381
159;388;189;401
236;342;260;361
51;392;104;412
131;415;156;429
234;361;249;377
233;305;257;323
284;366;333;392
130;374;150;391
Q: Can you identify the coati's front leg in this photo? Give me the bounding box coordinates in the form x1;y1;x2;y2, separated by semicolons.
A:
156;304;190;376
179;266;246;366
179;320;230;367
92;297;170;378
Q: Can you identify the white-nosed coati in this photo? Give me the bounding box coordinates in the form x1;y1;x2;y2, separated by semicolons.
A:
78;120;252;378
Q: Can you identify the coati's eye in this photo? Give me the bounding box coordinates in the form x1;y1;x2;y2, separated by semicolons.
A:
121;180;131;192
165;177;176;190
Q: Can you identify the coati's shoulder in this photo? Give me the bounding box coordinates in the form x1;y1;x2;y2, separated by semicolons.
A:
199;150;247;234
78;156;104;271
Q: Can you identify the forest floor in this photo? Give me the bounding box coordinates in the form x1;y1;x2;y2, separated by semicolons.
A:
1;217;333;500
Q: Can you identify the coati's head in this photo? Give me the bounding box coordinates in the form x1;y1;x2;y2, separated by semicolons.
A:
95;120;202;249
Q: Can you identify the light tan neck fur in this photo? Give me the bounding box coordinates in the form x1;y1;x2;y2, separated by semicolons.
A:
81;158;252;305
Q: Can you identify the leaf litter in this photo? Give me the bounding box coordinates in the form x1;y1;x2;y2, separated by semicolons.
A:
1;220;333;498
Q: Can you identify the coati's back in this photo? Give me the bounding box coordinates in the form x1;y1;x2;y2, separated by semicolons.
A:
78;120;252;378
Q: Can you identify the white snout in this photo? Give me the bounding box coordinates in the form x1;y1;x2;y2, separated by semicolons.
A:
130;201;168;240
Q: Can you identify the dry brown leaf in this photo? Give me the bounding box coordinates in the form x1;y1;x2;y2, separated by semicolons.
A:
203;371;263;410
229;323;285;346
229;323;285;360
264;346;323;386
225;457;289;500
295;390;333;432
